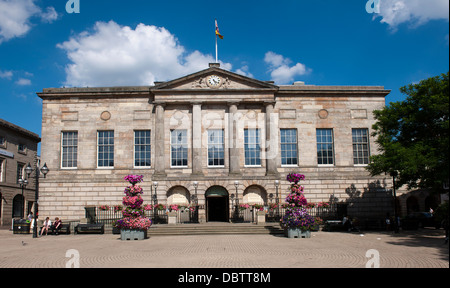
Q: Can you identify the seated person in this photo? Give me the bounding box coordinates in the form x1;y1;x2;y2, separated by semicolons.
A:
40;217;52;236
52;217;62;235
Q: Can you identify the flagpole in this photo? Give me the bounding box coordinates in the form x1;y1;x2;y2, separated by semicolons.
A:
215;22;218;63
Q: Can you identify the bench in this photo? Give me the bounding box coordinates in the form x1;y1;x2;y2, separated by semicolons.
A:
323;220;345;232
39;223;71;235
74;223;104;234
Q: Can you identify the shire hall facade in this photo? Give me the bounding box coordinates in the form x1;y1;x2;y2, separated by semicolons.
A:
38;64;393;223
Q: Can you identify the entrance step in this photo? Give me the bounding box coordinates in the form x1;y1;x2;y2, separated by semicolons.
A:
148;223;284;236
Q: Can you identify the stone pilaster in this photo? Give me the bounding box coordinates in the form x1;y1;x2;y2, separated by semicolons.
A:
154;103;166;177
265;102;279;176
228;102;240;175
192;102;203;176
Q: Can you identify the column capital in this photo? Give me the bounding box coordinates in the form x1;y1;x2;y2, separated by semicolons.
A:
153;101;166;107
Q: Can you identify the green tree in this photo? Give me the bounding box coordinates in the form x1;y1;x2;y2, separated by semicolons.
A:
367;72;449;192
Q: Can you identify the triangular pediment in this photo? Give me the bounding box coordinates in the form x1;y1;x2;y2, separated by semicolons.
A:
151;66;278;92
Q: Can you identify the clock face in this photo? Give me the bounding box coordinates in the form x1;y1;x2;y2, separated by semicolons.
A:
207;75;222;88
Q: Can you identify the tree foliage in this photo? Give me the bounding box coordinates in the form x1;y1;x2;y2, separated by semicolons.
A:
367;72;449;191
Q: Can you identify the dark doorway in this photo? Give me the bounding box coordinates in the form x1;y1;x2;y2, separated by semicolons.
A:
205;186;229;222
207;196;228;222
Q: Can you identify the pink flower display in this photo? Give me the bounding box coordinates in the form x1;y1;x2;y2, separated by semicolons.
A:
115;175;152;231
280;173;317;231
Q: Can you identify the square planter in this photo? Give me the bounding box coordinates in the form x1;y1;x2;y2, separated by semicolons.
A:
284;228;311;238
120;229;147;240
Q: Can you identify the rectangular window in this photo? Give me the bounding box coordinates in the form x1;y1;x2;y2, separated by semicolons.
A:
316;129;334;165
61;131;78;168
0;158;4;182
280;129;298;166
352;128;370;165
18;143;26;153
171;130;188;167
244;128;261;166
17;163;24;183
98;130;114;168
134;130;151;167
207;130;224;167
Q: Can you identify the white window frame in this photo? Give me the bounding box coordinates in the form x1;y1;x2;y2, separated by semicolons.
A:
97;130;114;169
316;128;335;166
170;129;188;168
207;129;225;168
244;128;262;167
134;130;151;168
280;128;299;167
352;128;370;166
61;131;78;169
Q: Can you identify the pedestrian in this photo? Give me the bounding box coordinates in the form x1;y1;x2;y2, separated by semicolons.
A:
385;213;391;231
40;217;52;236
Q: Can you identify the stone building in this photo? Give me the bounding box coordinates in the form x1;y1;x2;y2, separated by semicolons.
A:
0;118;40;227
37;64;394;223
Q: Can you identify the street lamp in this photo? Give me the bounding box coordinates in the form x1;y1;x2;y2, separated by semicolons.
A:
152;182;158;219
18;178;28;218
274;180;280;217
390;171;399;233
193;181;198;200
25;162;49;238
234;181;239;206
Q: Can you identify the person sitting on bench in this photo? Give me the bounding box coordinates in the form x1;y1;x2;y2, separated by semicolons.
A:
52;217;62;235
40;217;52;236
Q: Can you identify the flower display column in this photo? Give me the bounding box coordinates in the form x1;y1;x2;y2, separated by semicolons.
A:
280;173;315;238
115;175;152;240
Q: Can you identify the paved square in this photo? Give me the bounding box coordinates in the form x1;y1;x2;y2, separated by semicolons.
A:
0;228;447;268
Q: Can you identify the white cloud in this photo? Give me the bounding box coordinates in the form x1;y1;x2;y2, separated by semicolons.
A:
375;0;449;31
264;51;311;85
15;78;31;85
57;21;232;87
235;65;254;78
0;0;58;44
0;69;13;79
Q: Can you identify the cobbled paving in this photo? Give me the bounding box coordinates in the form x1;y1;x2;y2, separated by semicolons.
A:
0;229;448;268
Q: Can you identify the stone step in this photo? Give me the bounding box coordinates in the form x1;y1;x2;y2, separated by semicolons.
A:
105;223;285;236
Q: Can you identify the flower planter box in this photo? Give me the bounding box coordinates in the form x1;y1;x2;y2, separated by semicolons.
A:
120;229;147;240
284;228;311;238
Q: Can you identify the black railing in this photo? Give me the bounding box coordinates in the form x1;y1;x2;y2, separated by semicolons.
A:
87;206;200;226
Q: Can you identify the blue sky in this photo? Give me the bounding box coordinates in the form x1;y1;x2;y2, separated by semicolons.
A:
0;0;449;149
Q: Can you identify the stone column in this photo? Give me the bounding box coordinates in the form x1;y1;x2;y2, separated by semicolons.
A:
265;102;279;176
228;102;240;176
154;103;166;177
192;102;203;176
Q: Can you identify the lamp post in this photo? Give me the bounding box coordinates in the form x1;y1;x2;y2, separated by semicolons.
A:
193;181;198;202
25;162;49;238
18;178;28;219
390;171;399;233
192;181;199;223
153;182;158;219
274;180;280;218
234;181;239;206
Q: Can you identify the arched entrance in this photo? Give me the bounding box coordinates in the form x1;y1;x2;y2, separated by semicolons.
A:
243;185;267;205
205;186;229;222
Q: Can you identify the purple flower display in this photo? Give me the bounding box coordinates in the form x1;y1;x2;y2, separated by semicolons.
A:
280;173;316;231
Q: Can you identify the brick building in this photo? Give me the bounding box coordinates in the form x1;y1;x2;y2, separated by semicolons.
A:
37;64;394;223
0;118;40;227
